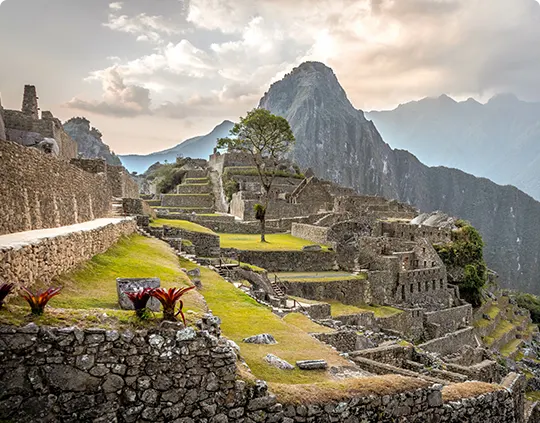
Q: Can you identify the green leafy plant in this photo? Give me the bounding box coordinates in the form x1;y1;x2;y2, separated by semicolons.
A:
151;286;195;323
0;283;15;309
21;287;62;315
126;288;155;320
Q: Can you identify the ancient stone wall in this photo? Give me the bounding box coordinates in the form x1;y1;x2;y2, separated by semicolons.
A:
424;304;472;337
223;250;337;272
0;140;114;235
161;194;214;208
381;221;452;243
290;223;330;244
150;226;220;257
281;278;369;305
0;218;136;289
0;321;526;423
0;96;6;140
230;192;321;221
418;327;477;356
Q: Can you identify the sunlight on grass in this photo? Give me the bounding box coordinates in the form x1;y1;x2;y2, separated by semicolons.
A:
184;259;350;384
328;300;402;318
500;339;522;357
483;319;515;346
283;313;334;334
150;219;216;234
219;233;329;251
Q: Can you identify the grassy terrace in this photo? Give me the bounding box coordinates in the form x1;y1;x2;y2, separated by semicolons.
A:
150;219;216;234
283;312;334;333
0;235;205;328
328;300;403;318
500;339;522;357
274;271;365;283
219;233;330;251
483;319;515;346
185;260;351;384
474;305;500;328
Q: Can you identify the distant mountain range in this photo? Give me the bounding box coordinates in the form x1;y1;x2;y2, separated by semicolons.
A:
367;94;540;200
258;61;540;295
118;120;234;174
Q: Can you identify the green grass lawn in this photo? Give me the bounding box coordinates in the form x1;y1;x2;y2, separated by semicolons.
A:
150;219;216;234
219;233;329;251
274;272;366;283
0;235;205;328
328;300;403;318
185;259;350;384
474;305;500;328
283;313;335;334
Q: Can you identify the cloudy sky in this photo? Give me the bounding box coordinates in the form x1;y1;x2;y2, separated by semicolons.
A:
1;0;540;155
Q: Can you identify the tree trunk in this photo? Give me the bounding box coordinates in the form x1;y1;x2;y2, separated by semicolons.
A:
260;217;266;243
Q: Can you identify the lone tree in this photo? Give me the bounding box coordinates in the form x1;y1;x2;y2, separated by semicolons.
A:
218;108;295;242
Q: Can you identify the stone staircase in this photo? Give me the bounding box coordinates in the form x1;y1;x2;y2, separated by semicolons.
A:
270;275;287;298
111;197;124;217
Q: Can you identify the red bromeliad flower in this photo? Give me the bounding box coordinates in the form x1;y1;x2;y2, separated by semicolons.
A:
0;283;15;309
125;287;155;318
21;287;62;315
150;286;195;323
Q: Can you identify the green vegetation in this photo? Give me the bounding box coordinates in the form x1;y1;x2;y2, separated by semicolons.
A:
434;220;487;307
526;391;540;402
274;272;365;283
145;157;190;194
328;300;402;318
500;339;522;357
187;260;350;384
150;219;216;234
512;291;540;324
283;313;334;333
483;319;515;346
219;233;329;251
474;305;500;328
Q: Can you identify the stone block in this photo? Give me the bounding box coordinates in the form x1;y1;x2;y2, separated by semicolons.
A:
296;360;328;370
242;334;277;344
116;278;161;312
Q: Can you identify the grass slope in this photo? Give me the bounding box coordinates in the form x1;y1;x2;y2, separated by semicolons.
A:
219;233;329;251
184;260;350;384
150;219;216;234
328;300;403;318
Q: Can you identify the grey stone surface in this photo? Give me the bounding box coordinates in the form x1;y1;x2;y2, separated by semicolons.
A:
296;360;328;370
116;278;161;312
243;334;277;344
265;354;294;370
302;244;322;252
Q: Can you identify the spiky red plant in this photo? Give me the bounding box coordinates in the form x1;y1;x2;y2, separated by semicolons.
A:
21;287;62;315
0;283;15;309
151;286;195;323
126;287;155;319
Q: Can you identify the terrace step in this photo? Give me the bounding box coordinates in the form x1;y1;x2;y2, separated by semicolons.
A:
270;280;286;298
111;198;124;217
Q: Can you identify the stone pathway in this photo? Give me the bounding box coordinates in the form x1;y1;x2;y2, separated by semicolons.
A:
0;217;134;249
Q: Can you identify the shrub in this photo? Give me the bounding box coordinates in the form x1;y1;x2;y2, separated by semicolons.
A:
151;286;196;323
254;203;266;221
0;283;14;309
126;287;155;320
21;287;62;315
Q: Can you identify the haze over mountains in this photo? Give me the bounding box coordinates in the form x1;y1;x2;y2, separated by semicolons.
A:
367;95;540;200
118;121;234;174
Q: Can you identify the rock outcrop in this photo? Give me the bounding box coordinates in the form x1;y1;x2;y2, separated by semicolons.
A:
63;117;122;165
259;61;540;295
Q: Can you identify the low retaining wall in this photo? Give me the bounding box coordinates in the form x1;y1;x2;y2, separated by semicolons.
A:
161;194;214;208
424;304;472;337
222;250;337;272
291;223;330;245
0;321;526;423
312;330;373;352
282;278;369;304
419;327;477;356
151;226;220;257
0;217;136;289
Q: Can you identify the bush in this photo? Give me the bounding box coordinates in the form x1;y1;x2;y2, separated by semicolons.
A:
512;292;540;324
434;221;487;307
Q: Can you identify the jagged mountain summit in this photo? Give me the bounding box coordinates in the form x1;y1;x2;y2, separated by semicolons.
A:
119;120;234;174
367;94;540;200
63;117;121;166
259;61;540;295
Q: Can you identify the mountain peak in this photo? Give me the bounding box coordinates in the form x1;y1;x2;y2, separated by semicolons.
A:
487;93;520;105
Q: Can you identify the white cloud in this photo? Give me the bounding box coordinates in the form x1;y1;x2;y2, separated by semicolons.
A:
109;2;123;10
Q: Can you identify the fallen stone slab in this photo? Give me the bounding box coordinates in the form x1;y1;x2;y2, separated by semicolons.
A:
265;354;294;370
116;277;161;311
296;359;328;370
187;268;201;277
243;334;278;344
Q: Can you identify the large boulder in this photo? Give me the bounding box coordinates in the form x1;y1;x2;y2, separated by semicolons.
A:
243;334;278;344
